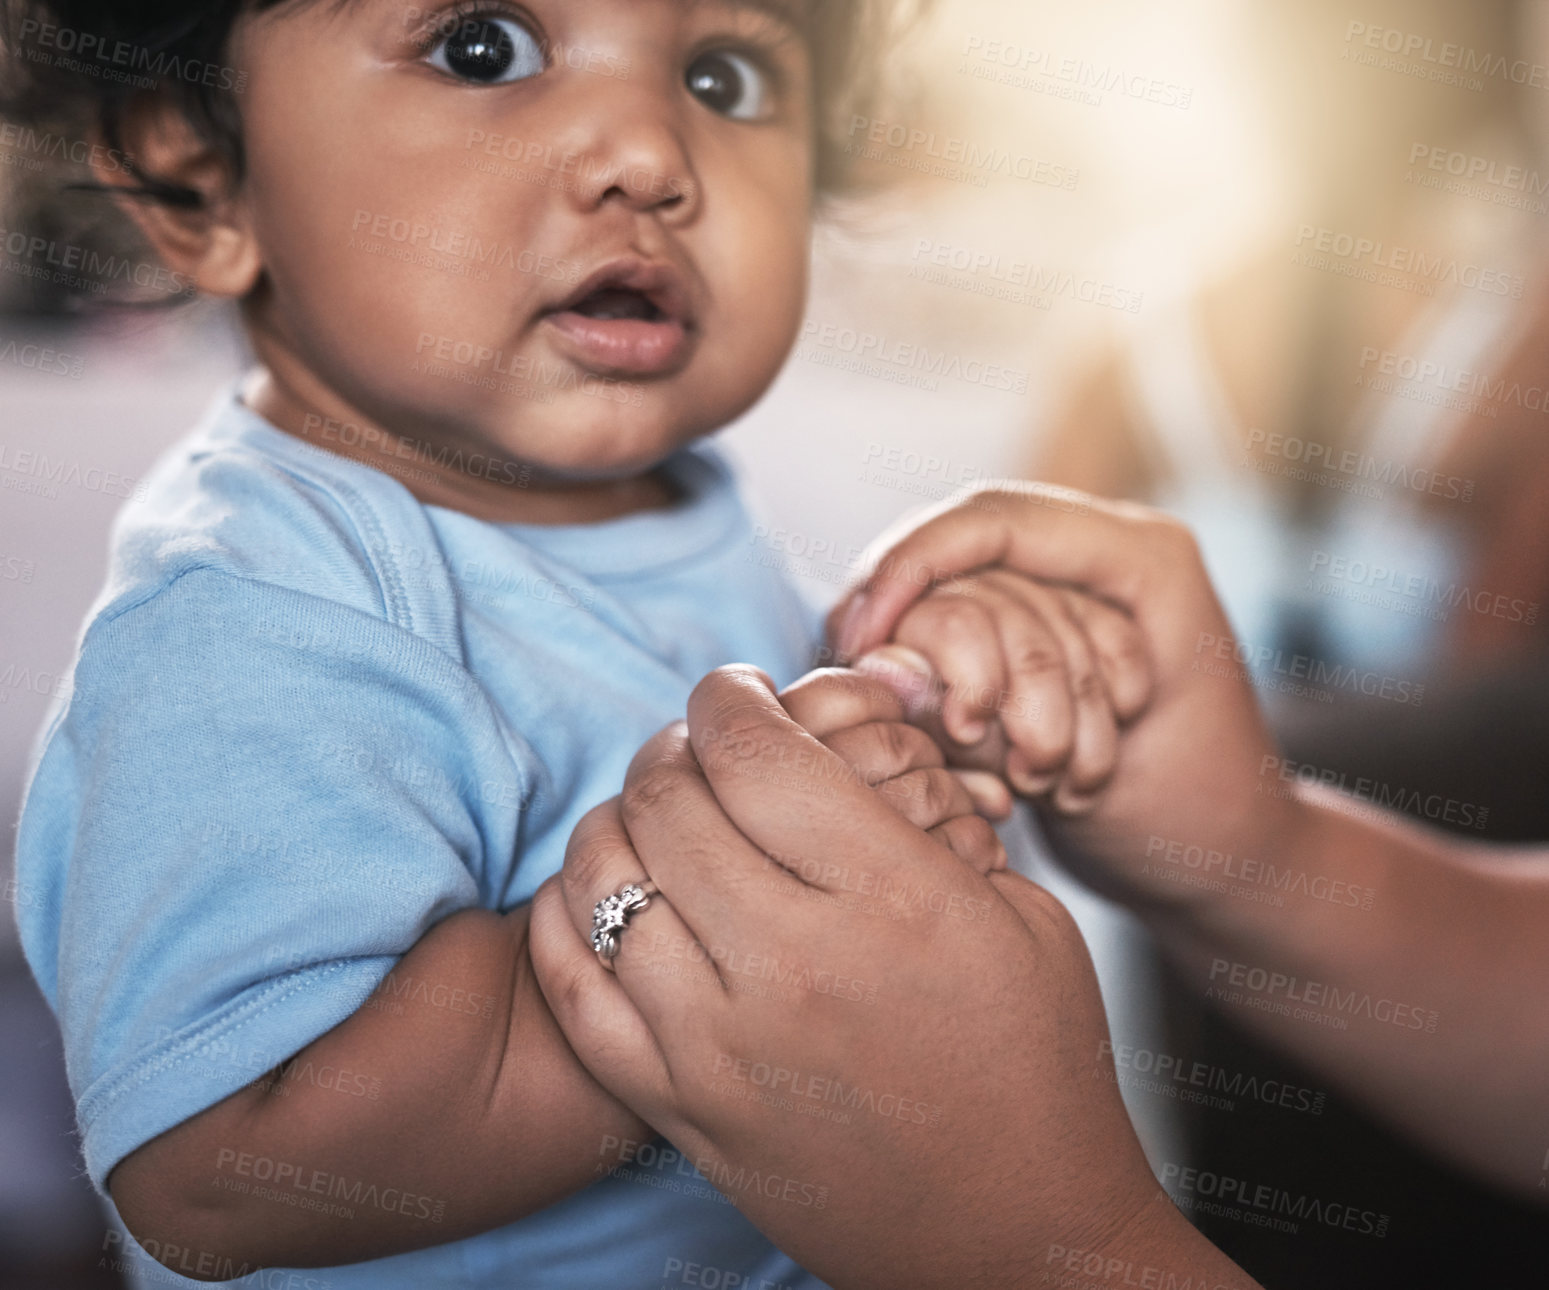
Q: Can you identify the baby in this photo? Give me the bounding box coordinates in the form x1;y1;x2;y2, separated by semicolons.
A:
6;1;1147;1286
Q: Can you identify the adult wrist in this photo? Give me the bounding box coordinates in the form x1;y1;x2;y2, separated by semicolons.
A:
1125;787;1321;942
1029;1186;1262;1290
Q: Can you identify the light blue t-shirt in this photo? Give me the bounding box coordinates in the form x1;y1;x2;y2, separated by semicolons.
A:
14;380;828;1290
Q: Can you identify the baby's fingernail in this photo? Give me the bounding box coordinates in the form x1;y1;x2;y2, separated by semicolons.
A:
952;715;990;745
856;645;938;716
835;590;873;660
957;771;1014;821
1007;753;1054;796
1055;792;1101;817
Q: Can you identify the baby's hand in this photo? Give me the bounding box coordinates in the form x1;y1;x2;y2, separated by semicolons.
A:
776;667;1011;874
824;484;1289;917
847;572;1154;815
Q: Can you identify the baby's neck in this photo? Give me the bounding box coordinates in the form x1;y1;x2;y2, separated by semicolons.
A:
242;369;683;526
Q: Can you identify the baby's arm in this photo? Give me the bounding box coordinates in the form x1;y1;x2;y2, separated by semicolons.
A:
111;901;646;1275
113;669;990;1280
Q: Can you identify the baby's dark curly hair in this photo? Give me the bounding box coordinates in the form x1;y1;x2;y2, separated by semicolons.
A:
0;0;921;312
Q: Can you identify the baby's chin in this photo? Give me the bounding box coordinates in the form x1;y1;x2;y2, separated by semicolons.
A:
476;389;729;480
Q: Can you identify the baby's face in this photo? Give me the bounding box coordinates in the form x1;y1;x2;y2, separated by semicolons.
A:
232;0;814;497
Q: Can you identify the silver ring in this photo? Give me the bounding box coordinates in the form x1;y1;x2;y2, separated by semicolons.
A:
591;881;657;966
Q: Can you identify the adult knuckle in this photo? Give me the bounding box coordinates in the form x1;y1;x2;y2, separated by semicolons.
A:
622;759;695;820
1108;623;1149;671
564;828;620;896
890;769;938;820
899;722;943;767
701;706;773;766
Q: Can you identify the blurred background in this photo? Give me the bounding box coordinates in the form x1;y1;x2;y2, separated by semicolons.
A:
5;0;1549;1286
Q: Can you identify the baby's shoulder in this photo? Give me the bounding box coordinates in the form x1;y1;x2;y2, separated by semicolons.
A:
95;397;459;649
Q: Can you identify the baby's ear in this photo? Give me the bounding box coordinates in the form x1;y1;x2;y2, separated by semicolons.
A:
92;91;262;299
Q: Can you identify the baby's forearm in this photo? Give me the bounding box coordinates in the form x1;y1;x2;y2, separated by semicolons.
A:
1148;787;1549;1201
109;904;648;1277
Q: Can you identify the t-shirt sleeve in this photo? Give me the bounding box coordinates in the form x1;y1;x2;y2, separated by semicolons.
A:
14;566;533;1192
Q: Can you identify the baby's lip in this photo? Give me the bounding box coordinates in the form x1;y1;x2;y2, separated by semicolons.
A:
545;256;695;330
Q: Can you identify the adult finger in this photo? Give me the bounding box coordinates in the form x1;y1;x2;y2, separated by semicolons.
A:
683;667;970;902
827;484;1208;661
851;648;1016;813
819;719;1009;841
952;575;1078;792
556;799;727;1013
615;718;808;950
528;874;676;1115
873;766;974;833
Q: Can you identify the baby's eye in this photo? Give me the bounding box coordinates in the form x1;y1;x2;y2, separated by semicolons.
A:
685;49;773;120
428;15;544;85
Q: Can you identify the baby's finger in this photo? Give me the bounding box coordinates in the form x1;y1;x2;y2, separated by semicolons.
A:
850;644;945;726
956;577;1077;794
983;572;1118;809
954;769;1014;821
825;723;1011;828
873;766;977;835
889;587;1006;746
1060;591;1154;724
780;668;905;739
928;814;1008;874
823;719;946;785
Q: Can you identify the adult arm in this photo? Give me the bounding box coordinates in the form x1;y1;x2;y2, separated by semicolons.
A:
830;484;1549;1201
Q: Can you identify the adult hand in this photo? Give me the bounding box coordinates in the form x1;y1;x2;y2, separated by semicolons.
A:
529;666;1258;1290
828;486;1549;1204
828;486;1294;915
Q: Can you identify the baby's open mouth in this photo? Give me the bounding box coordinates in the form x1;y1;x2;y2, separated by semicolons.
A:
541;257;696;378
565;287;668;324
